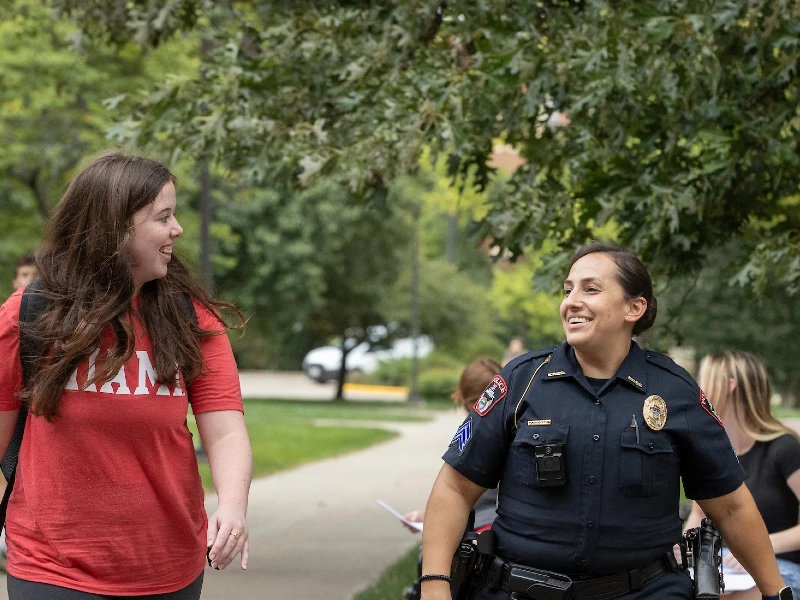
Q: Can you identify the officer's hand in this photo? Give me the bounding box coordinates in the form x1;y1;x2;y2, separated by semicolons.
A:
722;552;747;573
403;510;424;533
672;543;682;567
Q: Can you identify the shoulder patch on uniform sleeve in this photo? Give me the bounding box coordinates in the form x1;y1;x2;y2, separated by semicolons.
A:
700;388;724;427
474;375;508;416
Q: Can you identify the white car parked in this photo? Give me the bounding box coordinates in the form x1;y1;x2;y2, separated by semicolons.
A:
301;337;434;383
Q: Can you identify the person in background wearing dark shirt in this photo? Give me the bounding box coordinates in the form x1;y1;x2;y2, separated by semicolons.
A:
686;351;800;598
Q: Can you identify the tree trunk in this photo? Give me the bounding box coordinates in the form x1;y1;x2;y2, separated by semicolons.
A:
33;175;50;219
335;340;350;401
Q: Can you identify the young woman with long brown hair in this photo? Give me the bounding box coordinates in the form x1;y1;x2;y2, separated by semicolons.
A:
0;152;252;599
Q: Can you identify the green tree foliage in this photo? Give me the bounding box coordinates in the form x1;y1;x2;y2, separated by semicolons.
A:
656;245;800;403
39;0;800;385
0;0;198;289
58;0;800;288
385;257;504;360
213;180;412;376
488;259;564;350
215;172;506;374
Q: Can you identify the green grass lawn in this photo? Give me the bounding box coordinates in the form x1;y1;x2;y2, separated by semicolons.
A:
191;399;439;490
772;406;800;419
353;544;421;600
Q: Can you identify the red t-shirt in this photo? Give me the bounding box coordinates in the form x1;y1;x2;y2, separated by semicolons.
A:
0;289;243;595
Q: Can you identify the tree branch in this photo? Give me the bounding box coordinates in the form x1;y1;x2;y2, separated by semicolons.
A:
419;3;446;46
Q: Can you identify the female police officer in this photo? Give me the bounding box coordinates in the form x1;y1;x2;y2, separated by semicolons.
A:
420;241;789;600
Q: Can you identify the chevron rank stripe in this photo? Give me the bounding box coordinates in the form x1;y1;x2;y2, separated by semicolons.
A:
451;418;472;452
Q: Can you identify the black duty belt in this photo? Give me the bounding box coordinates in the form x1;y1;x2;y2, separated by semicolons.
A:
489;552;680;600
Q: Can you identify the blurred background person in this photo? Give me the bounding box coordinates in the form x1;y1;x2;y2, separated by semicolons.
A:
0;252;37;571
501;337;526;367
685;351;800;599
11;254;37;292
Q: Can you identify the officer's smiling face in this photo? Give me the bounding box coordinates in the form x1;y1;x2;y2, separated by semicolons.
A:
560;252;641;354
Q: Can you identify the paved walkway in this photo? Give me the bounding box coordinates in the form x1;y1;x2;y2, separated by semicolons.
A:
199;409;463;600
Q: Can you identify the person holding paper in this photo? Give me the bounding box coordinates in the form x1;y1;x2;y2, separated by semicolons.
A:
686;351;800;599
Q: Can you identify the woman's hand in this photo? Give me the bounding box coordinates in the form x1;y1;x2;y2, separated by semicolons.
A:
403;509;424;533
196;410;253;571
207;505;249;570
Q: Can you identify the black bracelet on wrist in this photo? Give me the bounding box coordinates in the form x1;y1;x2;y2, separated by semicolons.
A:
419;574;452;583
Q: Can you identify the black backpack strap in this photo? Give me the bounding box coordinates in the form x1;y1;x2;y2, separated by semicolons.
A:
0;279;48;531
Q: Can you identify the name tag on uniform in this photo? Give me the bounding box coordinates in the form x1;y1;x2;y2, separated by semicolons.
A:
528;419;552;426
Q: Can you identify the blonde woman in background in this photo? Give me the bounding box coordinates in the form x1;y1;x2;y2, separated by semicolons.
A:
686;351;800;598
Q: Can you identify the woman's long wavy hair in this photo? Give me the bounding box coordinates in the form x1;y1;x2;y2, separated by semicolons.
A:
24;152;244;420
698;351;798;443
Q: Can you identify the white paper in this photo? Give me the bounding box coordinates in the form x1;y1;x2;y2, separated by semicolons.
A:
377;499;423;532
721;565;756;592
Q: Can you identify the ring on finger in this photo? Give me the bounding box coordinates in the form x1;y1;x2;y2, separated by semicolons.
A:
231;532;239;540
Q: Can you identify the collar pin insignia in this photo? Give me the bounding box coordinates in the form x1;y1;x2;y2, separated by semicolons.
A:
627;375;643;388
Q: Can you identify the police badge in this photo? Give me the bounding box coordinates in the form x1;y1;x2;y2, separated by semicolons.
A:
643;395;668;431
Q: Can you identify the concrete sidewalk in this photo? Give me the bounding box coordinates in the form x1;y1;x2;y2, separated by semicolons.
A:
199;409;464;600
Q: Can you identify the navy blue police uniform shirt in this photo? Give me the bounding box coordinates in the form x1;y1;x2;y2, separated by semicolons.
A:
443;341;745;576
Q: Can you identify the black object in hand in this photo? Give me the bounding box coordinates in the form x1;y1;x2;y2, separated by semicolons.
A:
207;546;220;570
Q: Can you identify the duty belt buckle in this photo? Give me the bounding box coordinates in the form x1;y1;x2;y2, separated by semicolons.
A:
508;565;574;600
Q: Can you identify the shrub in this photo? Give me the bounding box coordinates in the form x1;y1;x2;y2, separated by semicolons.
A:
419;367;462;402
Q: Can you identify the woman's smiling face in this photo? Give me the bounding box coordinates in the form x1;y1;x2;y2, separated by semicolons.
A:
129;181;183;294
560;252;643;353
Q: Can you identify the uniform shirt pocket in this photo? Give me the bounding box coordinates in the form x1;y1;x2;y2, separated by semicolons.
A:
618;427;674;497
512;423;570;488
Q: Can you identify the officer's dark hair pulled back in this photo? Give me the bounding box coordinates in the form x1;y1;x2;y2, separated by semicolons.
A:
568;241;657;335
